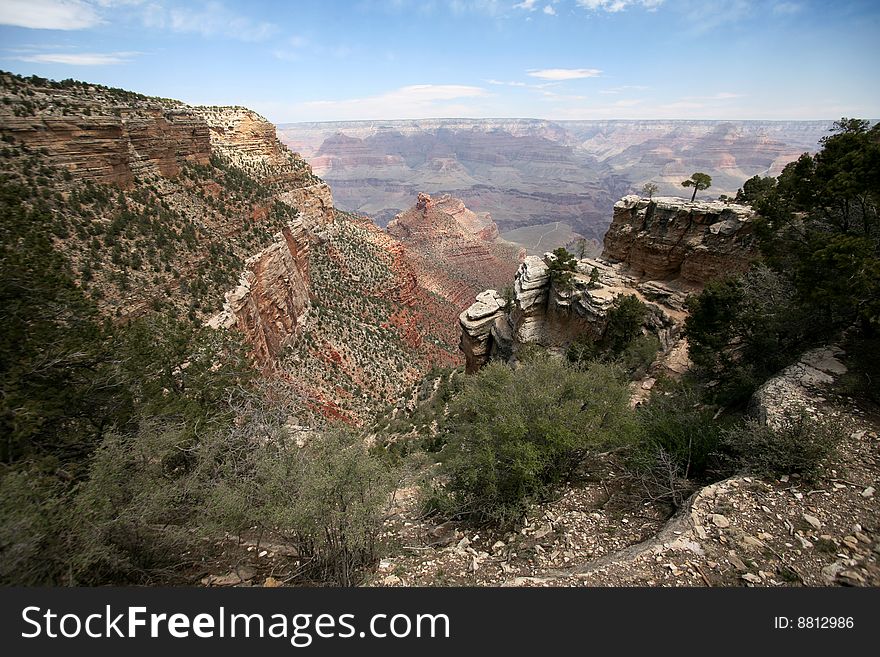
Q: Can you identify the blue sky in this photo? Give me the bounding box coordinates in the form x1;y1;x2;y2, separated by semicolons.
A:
1;0;878;122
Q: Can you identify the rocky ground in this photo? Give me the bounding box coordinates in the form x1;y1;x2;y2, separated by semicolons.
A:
367;348;879;588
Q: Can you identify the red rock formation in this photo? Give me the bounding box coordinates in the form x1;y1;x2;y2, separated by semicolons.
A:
387;193;521;311
210;223;311;363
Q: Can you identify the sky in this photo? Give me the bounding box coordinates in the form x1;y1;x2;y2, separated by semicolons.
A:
0;0;878;123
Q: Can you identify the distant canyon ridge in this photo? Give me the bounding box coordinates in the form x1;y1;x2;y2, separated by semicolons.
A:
278;119;831;254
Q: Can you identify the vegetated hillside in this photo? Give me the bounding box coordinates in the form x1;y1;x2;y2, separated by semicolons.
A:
0;71;505;586
0;71;502;424
0;71;315;323
277;118;830;248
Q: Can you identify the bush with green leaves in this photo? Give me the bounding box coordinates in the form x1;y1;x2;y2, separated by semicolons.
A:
434;357;637;525
567;294;657;376
720;409;841;481
685;264;809;406
628;381;723;508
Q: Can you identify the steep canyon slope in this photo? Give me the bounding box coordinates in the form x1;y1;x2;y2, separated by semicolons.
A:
0;72;514;424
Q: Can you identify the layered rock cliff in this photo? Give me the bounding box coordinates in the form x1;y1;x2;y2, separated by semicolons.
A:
459;254;683;373
0;72;520;423
602;195;758;284
0;72;210;187
387;192;522;311
460;195;756;374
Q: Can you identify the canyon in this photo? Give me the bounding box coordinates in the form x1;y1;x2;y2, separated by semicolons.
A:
278;118;831;253
0;72;519;423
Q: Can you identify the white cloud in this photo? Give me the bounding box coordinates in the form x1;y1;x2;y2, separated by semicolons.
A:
0;0;101;30
487;79;528;86
298;84;491;120
513;0;538;10
13;51;139;65
683;91;745;100
543;5;556;15
528;67;601;80
599;84;650;94
576;0;664;12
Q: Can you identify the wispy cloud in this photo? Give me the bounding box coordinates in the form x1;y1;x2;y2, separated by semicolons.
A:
298;84;491;120
528;67;601;80
543;5;556;15
487;79;528;86
599;84;650;95
0;0;101;30
772;2;802;15
142;1;279;42
684;91;744;100
513;0;538;10
576;0;664;12
12;51;140;65
674;0;753;33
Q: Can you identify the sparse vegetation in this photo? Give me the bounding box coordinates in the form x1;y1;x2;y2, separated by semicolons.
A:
681;172;712;202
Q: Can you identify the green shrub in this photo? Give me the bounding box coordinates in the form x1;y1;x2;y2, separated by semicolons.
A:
436;357;637;525
547;247;578;291
721;409;841;481
635;384;721;478
628;381;723;508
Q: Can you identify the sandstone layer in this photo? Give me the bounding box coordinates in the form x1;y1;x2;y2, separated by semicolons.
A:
0;73;210;187
459;253;682;373
602;195;757;284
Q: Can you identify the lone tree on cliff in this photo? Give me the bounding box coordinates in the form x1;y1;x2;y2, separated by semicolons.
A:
547;247;578;291
681;172;712;202
642;182;658;199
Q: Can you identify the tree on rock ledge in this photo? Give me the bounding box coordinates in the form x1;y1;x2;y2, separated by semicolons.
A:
681;172;712;202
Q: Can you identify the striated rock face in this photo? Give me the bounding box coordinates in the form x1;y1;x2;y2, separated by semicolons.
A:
602;195;758;284
209;222;311;362
387;193;521;311
1;110;211;188
196;106;335;226
459;290;507;373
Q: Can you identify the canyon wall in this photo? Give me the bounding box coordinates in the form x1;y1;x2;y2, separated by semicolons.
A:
0;88;211;186
387;192;522;311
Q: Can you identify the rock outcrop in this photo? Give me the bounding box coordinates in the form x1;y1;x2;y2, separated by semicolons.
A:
602;195;758;284
459;253;682;373
208;222;311;362
460;194;757;374
197;106;335;226
387;193;521;311
750;346;848;428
